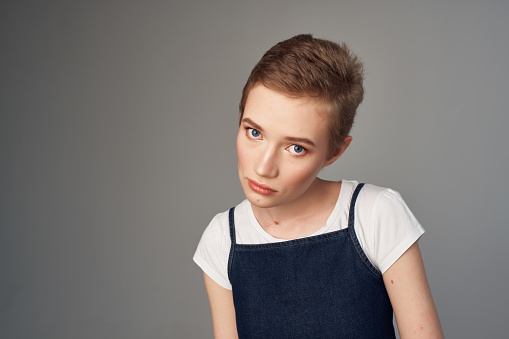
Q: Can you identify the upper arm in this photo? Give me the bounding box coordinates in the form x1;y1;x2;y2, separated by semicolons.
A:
203;272;238;339
383;242;444;339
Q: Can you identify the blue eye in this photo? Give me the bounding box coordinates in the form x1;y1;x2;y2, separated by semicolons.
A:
293;145;303;153
288;145;306;155
247;128;261;139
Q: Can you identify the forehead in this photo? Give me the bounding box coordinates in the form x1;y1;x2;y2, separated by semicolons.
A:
243;85;330;144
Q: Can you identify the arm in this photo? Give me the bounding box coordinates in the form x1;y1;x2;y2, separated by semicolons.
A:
383;242;444;339
203;272;239;339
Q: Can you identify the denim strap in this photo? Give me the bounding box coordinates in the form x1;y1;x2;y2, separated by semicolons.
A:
347;183;383;277
347;183;365;229
227;207;236;280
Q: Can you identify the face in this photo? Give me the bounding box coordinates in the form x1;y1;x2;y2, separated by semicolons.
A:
237;84;337;209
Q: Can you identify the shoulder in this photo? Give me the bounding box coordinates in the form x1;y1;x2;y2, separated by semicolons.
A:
201;209;231;244
193;200;250;290
354;182;414;221
349;181;425;274
340;180;396;212
193;209;231;289
200;199;251;241
363;184;421;233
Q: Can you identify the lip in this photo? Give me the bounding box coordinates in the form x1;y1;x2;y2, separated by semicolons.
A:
247;179;277;195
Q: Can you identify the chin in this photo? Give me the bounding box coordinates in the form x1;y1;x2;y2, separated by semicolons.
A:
242;189;279;209
246;197;279;209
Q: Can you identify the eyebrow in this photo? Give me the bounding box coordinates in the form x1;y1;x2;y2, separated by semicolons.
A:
241;117;317;147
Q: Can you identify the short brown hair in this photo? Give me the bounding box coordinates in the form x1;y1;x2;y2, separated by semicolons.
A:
239;34;364;159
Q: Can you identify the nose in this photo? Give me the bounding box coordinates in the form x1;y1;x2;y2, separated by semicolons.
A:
254;146;279;178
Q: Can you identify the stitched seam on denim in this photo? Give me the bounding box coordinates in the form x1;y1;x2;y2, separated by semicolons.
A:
236;232;348;250
349;183;382;277
348;183;383;278
227;207;236;281
349;214;382;278
349;229;382;278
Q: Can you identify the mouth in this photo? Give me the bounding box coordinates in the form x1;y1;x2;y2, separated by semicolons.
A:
247;179;277;195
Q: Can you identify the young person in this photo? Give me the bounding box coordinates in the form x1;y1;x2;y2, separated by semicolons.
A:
194;34;443;338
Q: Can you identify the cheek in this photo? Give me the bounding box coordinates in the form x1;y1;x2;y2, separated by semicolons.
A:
284;161;323;186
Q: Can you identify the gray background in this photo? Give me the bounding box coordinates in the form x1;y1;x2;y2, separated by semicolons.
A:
1;0;508;338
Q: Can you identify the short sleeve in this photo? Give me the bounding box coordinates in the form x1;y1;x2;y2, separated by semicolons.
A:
193;212;232;290
362;188;425;274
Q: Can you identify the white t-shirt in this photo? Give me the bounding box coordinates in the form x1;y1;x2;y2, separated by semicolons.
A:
193;180;424;290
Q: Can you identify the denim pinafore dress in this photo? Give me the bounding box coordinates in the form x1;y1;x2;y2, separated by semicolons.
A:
227;183;396;338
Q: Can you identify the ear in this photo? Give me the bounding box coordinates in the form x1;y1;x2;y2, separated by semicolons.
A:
323;136;352;167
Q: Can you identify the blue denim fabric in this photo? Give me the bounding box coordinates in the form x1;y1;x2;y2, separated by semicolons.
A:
228;183;396;338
